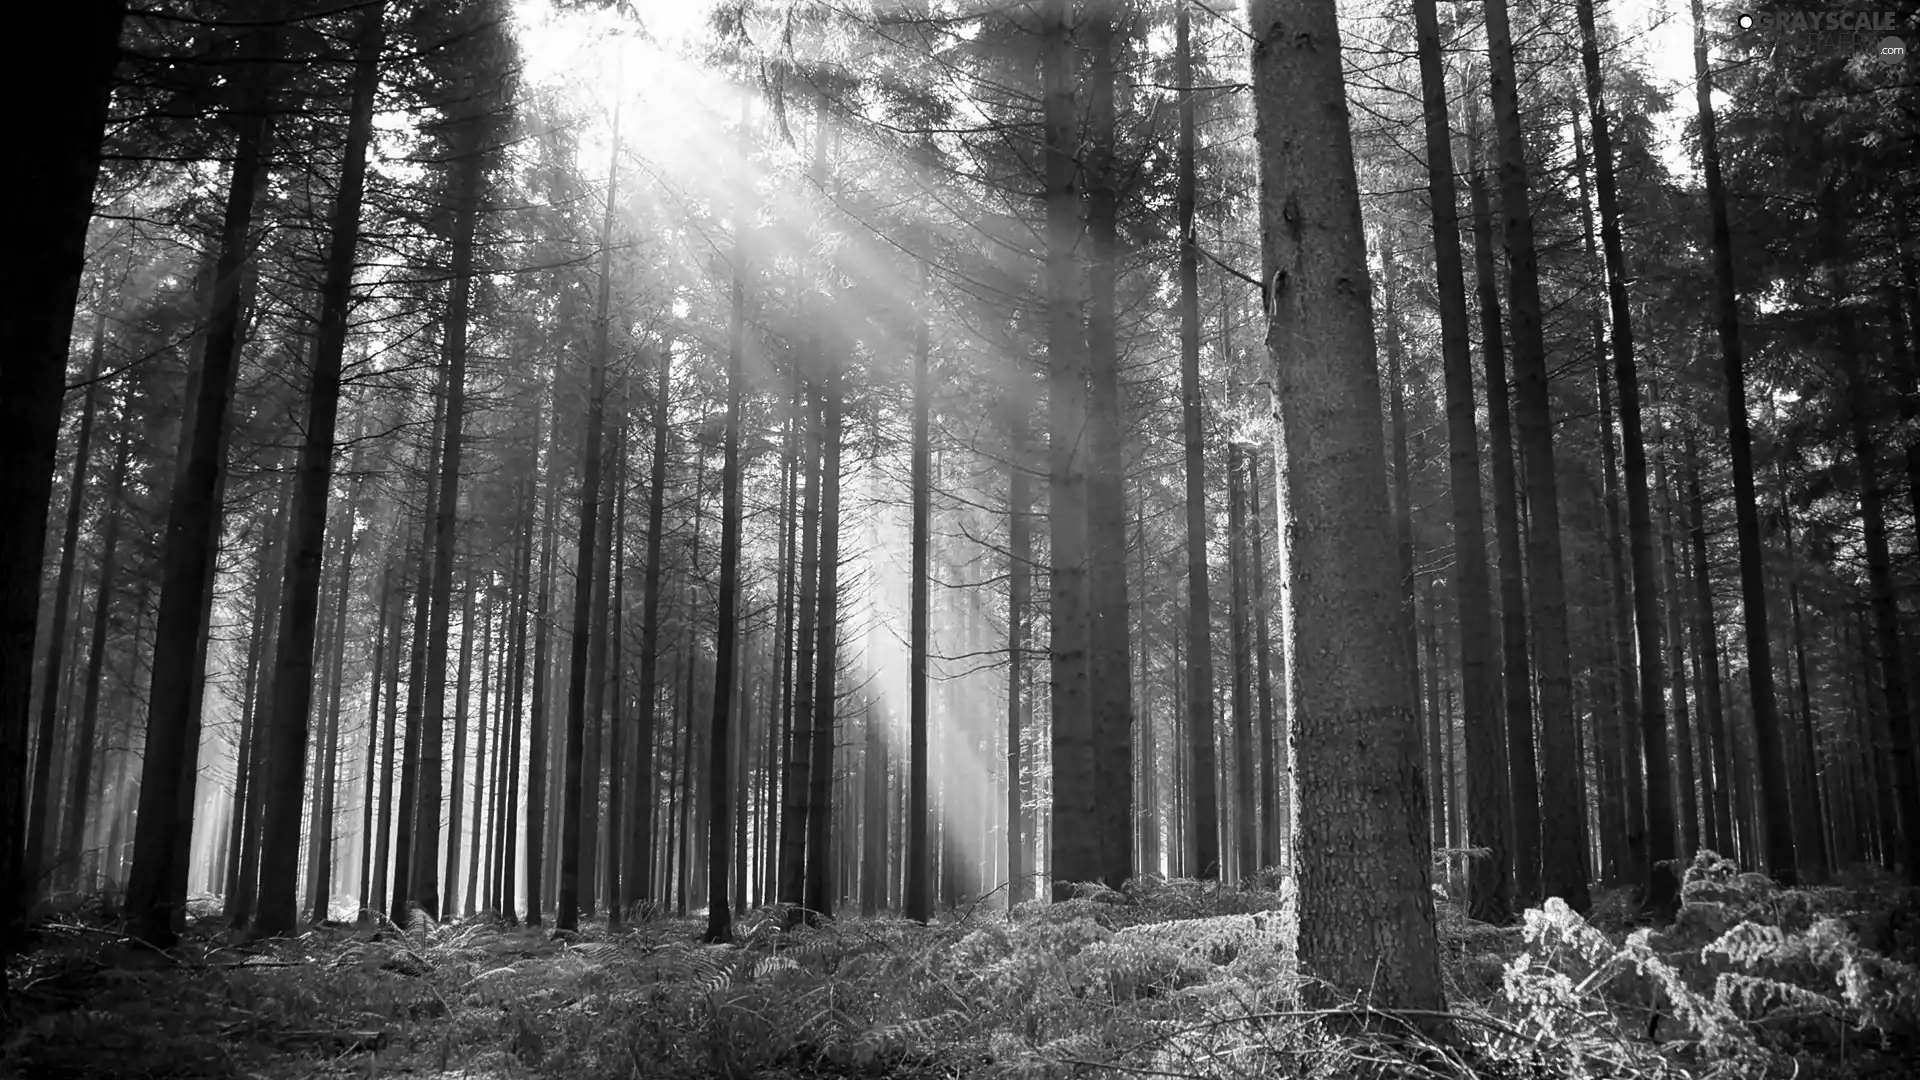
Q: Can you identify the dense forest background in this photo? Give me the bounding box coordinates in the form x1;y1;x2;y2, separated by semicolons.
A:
2;0;1917;1076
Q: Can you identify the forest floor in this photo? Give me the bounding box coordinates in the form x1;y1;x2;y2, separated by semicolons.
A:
4;854;1918;1080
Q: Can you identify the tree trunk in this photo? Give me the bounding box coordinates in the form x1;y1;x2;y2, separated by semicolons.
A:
1413;0;1508;919
1486;0;1586;914
459;587;485;914
632;345;671;908
59;433;131;892
1005;394;1030;902
527;361;565;926
1774;465;1827;876
1174;1;1220;883
1656;429;1700;858
309;442;367;922
803;348;844;923
1467;159;1539;903
558;127;619;931
1689;0;1799;885
705;175;749;942
605;404;629;926
1228;441;1256;881
390;372;446;926
1841;297;1920;884
1250;0;1444;1014
0;0;123;969
1248;450;1283;872
127;21;281;947
1042;0;1094;899
357;561;394;921
27;315;105;886
1083;0;1134;892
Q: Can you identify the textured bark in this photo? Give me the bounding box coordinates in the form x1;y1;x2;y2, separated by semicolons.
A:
27;316;104;886
1467;163;1539;903
0;0;123;967
127;20;281;946
579;411;615;918
781;382;823;910
1174;2;1220;882
1250;0;1443;1013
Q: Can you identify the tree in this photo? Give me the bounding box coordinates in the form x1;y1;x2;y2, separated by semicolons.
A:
0;0;123;971
126;16;282;947
1249;0;1442;1012
1174;0;1219;883
251;1;385;939
1411;0;1509;923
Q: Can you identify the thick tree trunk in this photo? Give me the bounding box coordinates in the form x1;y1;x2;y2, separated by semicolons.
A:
781;383;823;911
1174;2;1220;883
1250;0;1443;1014
0;0;123;968
128;22;281;947
906;271;933;921
605;408;628;926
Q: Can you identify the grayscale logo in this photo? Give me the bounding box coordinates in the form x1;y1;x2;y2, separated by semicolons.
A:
1735;10;1907;62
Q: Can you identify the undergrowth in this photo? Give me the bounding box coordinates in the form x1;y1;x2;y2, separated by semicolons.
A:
4;854;1915;1079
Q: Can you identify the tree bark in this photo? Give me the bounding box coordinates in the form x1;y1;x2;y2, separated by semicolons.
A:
558;125;619;931
0;0;123;968
1175;1;1220;883
1467;159;1539;903
803;343;843;923
27;314;105;887
1688;0;1798;884
127;20;280;947
1250;0;1444;1014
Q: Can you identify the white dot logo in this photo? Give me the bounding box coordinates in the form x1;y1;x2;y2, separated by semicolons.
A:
1737;12;1754;29
1882;36;1907;63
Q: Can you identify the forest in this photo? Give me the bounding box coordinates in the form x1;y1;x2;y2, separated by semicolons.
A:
2;0;1917;1076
